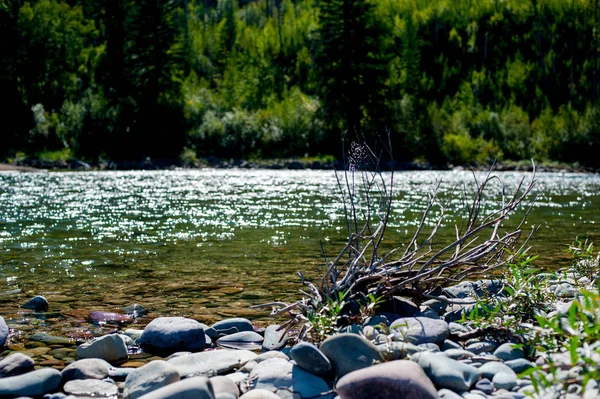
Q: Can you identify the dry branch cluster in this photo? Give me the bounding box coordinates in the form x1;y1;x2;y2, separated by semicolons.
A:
253;140;538;341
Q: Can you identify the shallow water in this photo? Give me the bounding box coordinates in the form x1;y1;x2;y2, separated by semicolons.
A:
0;169;598;346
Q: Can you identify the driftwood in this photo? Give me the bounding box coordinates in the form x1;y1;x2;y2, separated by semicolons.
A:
252;138;537;340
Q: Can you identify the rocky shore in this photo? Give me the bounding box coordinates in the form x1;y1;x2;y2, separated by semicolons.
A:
1;270;598;399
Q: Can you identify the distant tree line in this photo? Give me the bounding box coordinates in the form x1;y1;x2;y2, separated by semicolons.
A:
1;0;599;165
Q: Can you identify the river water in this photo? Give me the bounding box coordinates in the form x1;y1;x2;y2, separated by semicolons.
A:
0;169;598;344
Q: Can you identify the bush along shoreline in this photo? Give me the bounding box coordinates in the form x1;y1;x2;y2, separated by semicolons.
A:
0;238;598;399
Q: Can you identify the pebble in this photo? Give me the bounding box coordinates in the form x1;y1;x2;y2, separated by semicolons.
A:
320;333;382;379
212;318;254;335
135;376;214;399
493;343;525;361
0;368;62;397
63;379;118;397
390;317;450;345
22;295;49;312
123;360;180;399
0;316;9;347
249;358;331;399
290;342;332;376
138;317;207;355
262;325;288;351
492;372;518;391
412;351;481;391
0;352;35;377
336;360;437;399
61;358;111;382
76;334;128;362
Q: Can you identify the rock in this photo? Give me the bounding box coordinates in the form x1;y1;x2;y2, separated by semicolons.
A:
168;349;256;378
444;349;475;360
216;331;263;351
390;317;450;345
421;299;448;314
492;371;517;391
76;334;128;362
63;379;118;397
249;358;331;399
362;326;379;340
124;304;146;316
138;317;206;355
61;358;112;382
466;340;499;354
494;343;525;361
441;340;461;351
216;394;236;399
136;376;214;399
412;351;481;391
418;343;440;352
336;360;437;399
30;333;72;345
583;379;600;399
89;311;132;324
474;378;494;394
443;280;503;299
0;316;8;347
418;308;440;320
443;304;475;323
504;359;534;374
262;325;288;351
0;368;62;397
123;360;180;399
212;318;253;335
478;362;517;380
378;296;420;316
320;333;382;379
437;388;463;399
22;295;49;312
109;367;135;381
290;342;332;376
0;353;35;377
240;352;290;373
378;342;425;360
210;376;239;398
240;389;280;399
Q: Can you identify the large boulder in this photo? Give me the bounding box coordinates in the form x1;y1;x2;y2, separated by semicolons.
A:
124;360;180;399
336;360;438;399
138;317;206;355
320;333;382;379
0;368;62;397
76;334;128;362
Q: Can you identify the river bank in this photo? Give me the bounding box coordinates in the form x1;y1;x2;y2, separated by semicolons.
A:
0;261;598;399
2;157;599;174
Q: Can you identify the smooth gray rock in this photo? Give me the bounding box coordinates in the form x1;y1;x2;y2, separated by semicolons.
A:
320;333;382;379
63;379;118;397
76;334;128;362
378;341;426;360
492;371;517;391
474;378;494;394
240;352;289;373
216;394;236;399
138;317;206;355
136;377;214;399
390;317;450;345
61;358;112;382
210;376;239;398
437;388;463;399
124;360;180;399
212;318;253;335
0;368;62;397
109;367;135;381
262;325;288;351
443;280;503;298
336;360;437;399
421;299;448;314
22;295;49;312
494;343;525;361
239;389;280;399
249;358;331;399
0;353;35;377
412;351;481;391
478;362;517;380
0;316;8;347
216;331;263;350
167;349;256;378
466;340;499;354
504;358;534;374
290;342;332;376
444;349;475;360
441;340;461;351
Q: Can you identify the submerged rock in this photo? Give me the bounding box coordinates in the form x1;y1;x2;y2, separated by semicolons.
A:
22;295;49;312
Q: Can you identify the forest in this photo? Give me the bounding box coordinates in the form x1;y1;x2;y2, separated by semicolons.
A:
1;0;599;166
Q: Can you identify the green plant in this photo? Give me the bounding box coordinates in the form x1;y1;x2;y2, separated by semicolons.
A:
568;236;599;282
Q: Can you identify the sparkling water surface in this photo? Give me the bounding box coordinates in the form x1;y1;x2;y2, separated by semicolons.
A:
0;169;598;342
